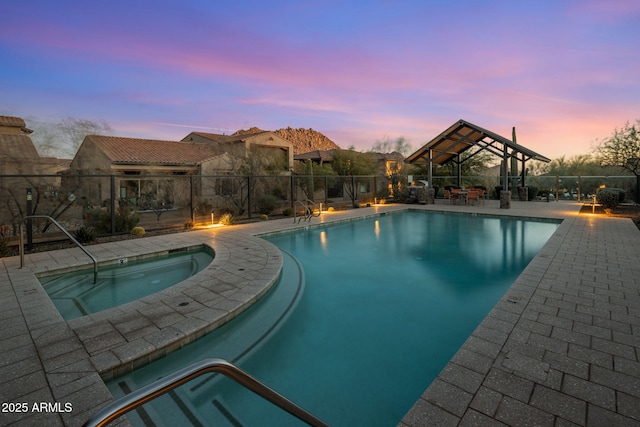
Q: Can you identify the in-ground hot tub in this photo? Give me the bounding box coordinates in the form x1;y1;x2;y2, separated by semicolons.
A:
40;245;214;320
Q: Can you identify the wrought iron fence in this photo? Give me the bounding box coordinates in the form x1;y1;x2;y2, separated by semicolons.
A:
0;173;636;243
413;175;637;202
0;174;394;239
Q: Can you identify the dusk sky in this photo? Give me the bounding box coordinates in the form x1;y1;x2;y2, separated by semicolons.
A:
2;0;639;160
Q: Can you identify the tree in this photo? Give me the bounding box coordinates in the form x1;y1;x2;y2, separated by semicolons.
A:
370;137;413;157
331;149;377;207
595;120;640;203
0;176;80;234
30;117;112;158
292;160;336;201
215;145;289;215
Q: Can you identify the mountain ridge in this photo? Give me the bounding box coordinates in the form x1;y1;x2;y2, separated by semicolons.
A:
232;126;341;154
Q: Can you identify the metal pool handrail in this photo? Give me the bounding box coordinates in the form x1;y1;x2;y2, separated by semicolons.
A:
82;358;330;427
294;199;321;223
19;215;98;284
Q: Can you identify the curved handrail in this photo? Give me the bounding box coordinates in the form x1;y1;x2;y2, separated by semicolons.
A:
294;199;321;223
19;215;98;284
82;358;329;427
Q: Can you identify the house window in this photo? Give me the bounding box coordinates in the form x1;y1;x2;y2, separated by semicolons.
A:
119;178;175;209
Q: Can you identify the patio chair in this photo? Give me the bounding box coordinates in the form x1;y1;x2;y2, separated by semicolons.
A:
444;189;453;203
467;190;482;205
450;188;463;204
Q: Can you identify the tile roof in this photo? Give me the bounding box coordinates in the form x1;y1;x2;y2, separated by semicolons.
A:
294;149;337;161
0;115;26;128
86;135;225;165
0;115;32;134
185;132;230;142
186;130;270;143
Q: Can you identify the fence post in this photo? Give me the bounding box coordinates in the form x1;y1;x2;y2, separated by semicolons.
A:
110;175;116;235
26;188;33;250
373;176;377;200
578;176;582;202
324;176;328;205
351;176;356;207
190;175;195;223
247;176;252;219
290;175;294;208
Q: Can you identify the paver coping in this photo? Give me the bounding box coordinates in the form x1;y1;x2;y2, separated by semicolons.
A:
1;200;639;426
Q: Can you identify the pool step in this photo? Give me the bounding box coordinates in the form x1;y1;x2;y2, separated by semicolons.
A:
107;251;306;426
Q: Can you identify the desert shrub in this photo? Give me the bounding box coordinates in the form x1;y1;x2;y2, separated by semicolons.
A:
131;226;145;237
527;186;538;201
220;213;234;225
597;191;620;210
184;220;194;230
255;194;279;215
74;226;95;243
217;206;237;217
89;206;139;234
282;207;293;217
599;188;625;203
392;187;409;203
327;206;335;212
260;214;268;221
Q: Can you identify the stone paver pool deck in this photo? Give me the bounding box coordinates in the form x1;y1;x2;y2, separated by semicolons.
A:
1;201;639;426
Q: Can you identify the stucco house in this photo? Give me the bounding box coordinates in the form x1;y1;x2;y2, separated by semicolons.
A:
0;116;58;227
182;130;294;172
293;149;336;165
67;135;232;210
0;115;38;175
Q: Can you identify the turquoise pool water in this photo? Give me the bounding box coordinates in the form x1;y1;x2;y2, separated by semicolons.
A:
41;245;214;320
107;211;560;426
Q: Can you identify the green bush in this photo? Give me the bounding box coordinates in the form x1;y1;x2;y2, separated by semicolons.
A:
282;207;293;217
74;226;95;243
131;226;145;237
89;206;139;234
392;187;409;203
597;191;620;210
260;214;268;221
255;194;279;215
599;188;625;203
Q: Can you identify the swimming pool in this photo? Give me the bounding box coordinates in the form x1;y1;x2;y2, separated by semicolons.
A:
41;245;214;320
107;211;559;426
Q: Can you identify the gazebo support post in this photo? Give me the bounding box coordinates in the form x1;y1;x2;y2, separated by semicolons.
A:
427;149;433;189
402;120;551;207
456;153;462;187
500;144;511;209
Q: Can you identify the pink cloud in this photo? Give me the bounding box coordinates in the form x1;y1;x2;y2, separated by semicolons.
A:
4;1;639;165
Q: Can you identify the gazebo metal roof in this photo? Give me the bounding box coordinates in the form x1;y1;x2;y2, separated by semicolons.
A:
405;119;550;165
405;119;551;191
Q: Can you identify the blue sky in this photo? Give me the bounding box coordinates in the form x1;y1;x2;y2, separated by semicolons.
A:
1;0;639;159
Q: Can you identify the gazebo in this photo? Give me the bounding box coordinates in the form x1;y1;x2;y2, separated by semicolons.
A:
404;119;551;207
